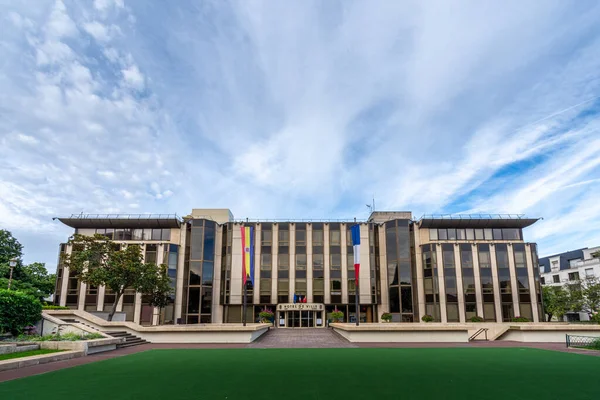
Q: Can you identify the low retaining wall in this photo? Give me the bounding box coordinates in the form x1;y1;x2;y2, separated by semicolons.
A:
44;310;271;343
0;344;39;355
0;350;83;372
38;338;123;355
498;325;600;342
332;323;470;343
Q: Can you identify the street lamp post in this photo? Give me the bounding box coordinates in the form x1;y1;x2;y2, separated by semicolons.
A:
8;258;18;290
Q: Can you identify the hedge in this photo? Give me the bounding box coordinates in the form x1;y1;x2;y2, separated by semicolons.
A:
0;289;43;335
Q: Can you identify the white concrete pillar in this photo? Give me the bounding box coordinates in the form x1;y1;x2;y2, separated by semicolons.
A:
133;293;142;324
59;244;72;307
77;281;87;311
212;224;224;324
289;224;295;303
253;224;261;305
230;223;243;305
341;224;348;304
414;227;426;322
436;245;447;323
272;224;279;303
359;224;371;305
472;245;484;318
489;245;503;323
175;224;187;322
307;225;313;303
454;244;466;323
324;224;331;304
526;244;541;322
379;225;390;314
97;285;105;312
507;244;520;318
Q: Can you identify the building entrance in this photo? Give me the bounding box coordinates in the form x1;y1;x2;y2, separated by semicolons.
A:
276;303;325;328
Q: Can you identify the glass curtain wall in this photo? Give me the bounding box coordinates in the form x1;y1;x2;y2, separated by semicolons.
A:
312;223;325;303
423;244;440;321
478;244;496;321
496;244;513;322
185;219;215;323
386;220;413;322
442;244;459;322
277;223;290;304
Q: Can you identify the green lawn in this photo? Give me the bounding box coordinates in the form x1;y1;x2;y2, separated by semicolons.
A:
1;348;599;399
0;349;63;361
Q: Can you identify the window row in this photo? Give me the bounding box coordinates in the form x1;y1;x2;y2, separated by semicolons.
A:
92;228;172;241
429;228;521;241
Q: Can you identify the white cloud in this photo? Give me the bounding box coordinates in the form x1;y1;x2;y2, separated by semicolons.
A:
121;64;144;90
94;0;124;11
82;21;110;42
45;0;78;38
16;133;39;145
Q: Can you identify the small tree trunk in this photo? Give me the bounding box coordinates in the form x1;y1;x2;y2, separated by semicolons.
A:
107;291;123;322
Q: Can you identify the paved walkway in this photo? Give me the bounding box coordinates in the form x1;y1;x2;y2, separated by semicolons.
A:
247;328;357;348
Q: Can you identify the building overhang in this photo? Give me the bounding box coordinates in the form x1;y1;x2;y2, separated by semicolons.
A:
54;214;182;229
418;215;540;229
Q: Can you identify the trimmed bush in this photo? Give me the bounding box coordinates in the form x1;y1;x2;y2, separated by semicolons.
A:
590;313;600;324
512;316;530;323
469;316;484;322
331;311;344;323
421;314;434;322
0;289;42;335
42;305;70;310
16;332;105;342
381;313;392;322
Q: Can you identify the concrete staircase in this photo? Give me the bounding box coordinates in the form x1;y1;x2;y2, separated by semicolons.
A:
103;331;149;348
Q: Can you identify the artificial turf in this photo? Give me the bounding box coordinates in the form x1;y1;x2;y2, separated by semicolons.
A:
0;349;63;361
1;348;599;399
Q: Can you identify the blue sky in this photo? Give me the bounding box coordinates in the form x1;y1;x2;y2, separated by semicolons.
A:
1;0;600;272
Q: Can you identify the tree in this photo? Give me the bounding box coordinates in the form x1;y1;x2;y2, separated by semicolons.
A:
0;289;42;335
542;286;571;321
0;230;55;301
581;276;600;318
62;234;172;321
0;229;23;266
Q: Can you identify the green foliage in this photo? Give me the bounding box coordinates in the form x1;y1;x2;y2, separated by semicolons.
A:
16;332;105;342
381;313;392;322
542;286;572;321
0;289;42;335
421;314;434;322
42;305;70;310
581;277;600;316
469;316;484;322
330;311;344;322
586;338;600;350
0;229;23;266
259;309;274;323
512;316;530;322
590;313;600;324
0;230;55;300
63;234;172;321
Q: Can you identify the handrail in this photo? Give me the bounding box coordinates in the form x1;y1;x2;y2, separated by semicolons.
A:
469;328;489;341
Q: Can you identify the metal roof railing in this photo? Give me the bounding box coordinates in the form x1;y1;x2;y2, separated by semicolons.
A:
419;214;528;220
65;213;181;221
232;218;368;223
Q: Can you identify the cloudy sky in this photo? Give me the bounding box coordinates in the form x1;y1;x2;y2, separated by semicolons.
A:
1;0;600;272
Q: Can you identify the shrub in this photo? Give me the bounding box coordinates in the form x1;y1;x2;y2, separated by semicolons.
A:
259;308;274;323
331;311;344;323
381;313;392;322
469;316;484;322
590;313;600;324
512;316;530;323
16;332;105;342
586;338;600;350
0;289;42;335
421;314;434;322
42;305;70;310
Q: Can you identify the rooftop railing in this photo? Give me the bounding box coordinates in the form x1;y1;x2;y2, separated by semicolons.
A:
65;213;181;220
419;213;528;220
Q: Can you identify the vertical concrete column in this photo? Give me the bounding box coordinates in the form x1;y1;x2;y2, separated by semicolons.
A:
253;224;261;305
341;224;348;304
174;224;187;322
78;280;87;311
230;224;243;304
289;224;295;303
271;224;278;303
359;224;371;304
436;245;447;323
97;286;105;312
152;244;165;325
59;244;71;307
307;224;313;303
134;243;148;324
116;292;124;312
324;224;331;304
489;245;503;323
133;293;143;324
525;244;541;322
454;244;466;323
507;244;520;318
472;244;484;318
379;225;390;314
212;225;224;324
414;228;426;322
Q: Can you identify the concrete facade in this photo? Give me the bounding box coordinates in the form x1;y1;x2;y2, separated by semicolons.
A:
53;210;544;326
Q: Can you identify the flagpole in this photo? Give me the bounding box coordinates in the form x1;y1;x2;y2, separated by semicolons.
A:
356;278;359;326
243;281;247;327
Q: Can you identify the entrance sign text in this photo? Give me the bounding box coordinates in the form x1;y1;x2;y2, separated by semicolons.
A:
276;303;324;311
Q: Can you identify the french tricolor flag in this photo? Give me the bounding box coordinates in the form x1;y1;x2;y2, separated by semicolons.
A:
351;225;360;282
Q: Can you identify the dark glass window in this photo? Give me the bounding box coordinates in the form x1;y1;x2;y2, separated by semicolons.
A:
553;275;560;283
401;287;412;313
202;261;213;285
447;229;456;240
442;244;455;268
203;227;215;261
187;287;200;313
152;229;162;241
460;244;473;268
201;287;212;313
502;229;520;240
189;261;201;286
389;287;400;312
438;229;448;240
493;229;503;240
474;229;484;240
